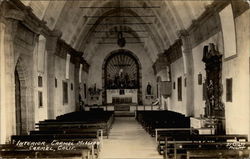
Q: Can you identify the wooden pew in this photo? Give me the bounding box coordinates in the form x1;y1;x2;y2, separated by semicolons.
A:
11;134;101;157
1;111;114;159
187;149;250;159
136;111;190;136
0;144;91;159
36;111;114;138
164;134;248;159
166;141;250;159
0;149;90;159
155;128;198;155
155;128;215;155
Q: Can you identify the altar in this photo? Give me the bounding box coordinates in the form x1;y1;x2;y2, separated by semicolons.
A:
106;89;138;104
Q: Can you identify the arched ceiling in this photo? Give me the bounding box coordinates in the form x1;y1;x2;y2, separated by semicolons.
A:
21;0;214;63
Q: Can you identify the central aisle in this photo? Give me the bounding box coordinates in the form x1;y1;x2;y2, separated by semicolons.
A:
99;117;162;159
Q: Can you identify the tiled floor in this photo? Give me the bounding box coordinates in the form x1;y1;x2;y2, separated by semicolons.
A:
99;117;162;159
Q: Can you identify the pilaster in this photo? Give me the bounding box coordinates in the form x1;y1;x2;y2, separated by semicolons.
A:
73;54;82;111
0;2;22;143
46;30;62;119
178;30;194;116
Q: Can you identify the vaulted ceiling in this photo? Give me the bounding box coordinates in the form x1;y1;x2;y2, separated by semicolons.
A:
21;0;214;62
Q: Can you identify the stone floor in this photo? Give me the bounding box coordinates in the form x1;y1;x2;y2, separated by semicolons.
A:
99;117;162;159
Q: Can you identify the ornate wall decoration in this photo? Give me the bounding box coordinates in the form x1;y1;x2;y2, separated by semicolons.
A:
202;43;224;118
105;52;139;89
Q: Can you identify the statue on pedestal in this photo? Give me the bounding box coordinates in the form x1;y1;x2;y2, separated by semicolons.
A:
147;82;152;95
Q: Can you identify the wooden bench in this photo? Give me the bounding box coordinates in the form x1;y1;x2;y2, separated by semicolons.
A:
0;111;114;159
36;111;114;138
164;134;248;159
0;143;92;158
155;127;216;155
155;128;198;155
0;148;90;158
11;133;102;156
187;149;250;159
136;111;190;136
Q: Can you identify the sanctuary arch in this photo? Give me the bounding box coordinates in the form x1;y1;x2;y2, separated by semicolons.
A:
102;49;142;105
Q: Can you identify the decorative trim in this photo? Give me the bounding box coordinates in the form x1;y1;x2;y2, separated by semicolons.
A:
152;53;169;75
187;1;229;48
163;39;183;65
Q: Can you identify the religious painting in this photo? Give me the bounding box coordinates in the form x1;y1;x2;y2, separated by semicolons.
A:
177;77;182;101
38;76;43;87
63;81;68;104
38;91;43;108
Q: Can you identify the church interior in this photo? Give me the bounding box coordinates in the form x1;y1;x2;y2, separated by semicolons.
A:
0;0;250;158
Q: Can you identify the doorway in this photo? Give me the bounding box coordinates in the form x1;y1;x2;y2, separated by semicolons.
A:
15;70;22;135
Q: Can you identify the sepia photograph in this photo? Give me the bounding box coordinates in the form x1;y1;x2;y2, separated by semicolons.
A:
0;0;250;158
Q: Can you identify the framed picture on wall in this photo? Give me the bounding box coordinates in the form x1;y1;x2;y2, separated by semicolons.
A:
38;91;43;108
177;77;182;101
38;76;43;87
63;81;68;104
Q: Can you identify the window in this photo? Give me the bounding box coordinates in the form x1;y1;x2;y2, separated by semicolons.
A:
71;83;74;90
177;77;182;101
226;78;233;102
173;82;176;90
63;81;68;104
38;76;43;87
38;91;43;107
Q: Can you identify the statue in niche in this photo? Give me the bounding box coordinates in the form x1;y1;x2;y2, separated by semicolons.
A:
119;68;124;77
118;69;126;88
147;82;152;95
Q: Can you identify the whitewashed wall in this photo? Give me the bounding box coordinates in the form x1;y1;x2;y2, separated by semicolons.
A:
222;9;250;135
54;56;76;117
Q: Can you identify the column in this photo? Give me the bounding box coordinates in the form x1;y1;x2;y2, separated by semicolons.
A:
0;15;20;143
0;22;7;144
179;30;194;116
74;56;81;111
46;30;61;119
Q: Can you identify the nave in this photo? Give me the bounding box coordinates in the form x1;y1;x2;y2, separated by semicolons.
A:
99;117;162;159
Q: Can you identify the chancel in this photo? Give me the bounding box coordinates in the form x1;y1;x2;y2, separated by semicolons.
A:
0;0;250;159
